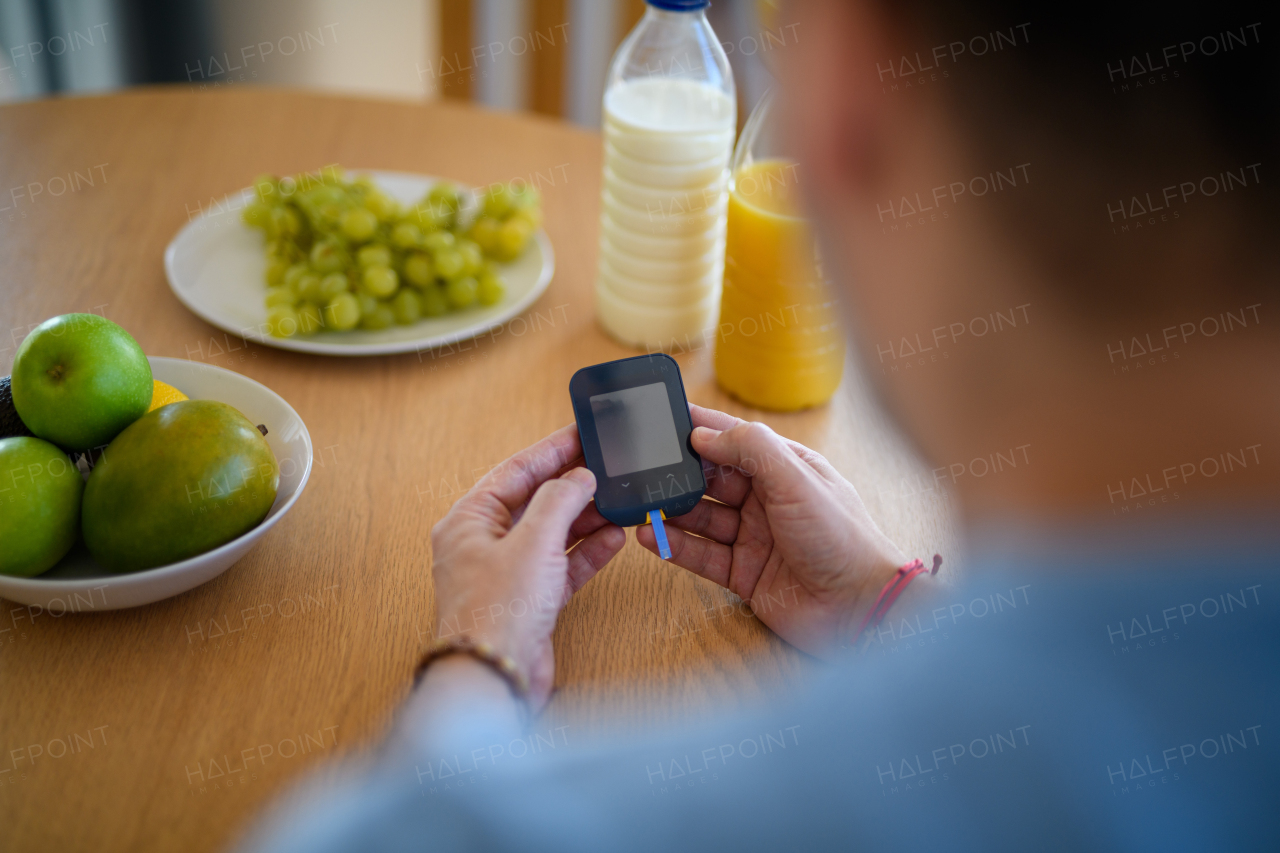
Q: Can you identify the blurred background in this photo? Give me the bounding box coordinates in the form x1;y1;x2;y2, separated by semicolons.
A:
0;0;774;128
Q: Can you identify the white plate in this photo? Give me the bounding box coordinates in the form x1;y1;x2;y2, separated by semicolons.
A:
0;357;312;611
164;170;555;356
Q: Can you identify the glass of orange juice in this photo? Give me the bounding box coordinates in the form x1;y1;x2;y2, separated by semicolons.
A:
715;90;844;411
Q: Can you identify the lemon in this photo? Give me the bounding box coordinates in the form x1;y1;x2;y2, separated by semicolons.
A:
147;380;188;412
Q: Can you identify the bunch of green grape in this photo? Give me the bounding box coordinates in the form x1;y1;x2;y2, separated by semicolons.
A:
240;166;541;337
469;181;544;262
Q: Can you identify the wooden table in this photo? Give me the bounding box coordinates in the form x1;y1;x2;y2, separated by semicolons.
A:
0;88;956;853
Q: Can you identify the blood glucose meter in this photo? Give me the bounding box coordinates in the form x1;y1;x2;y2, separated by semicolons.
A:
569;355;707;547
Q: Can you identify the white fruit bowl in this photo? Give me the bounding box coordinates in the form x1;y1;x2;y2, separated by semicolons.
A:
0;357;312;611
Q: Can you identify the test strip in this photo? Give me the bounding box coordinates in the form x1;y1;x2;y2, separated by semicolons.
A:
648;509;671;560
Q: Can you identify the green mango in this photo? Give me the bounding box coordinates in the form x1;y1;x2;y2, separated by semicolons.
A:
82;400;278;573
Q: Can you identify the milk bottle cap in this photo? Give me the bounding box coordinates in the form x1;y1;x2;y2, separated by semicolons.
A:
646;0;710;10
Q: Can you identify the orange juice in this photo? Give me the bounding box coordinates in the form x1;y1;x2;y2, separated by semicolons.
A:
714;159;843;410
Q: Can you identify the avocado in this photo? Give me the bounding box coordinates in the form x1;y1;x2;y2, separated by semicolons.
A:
0;376;34;439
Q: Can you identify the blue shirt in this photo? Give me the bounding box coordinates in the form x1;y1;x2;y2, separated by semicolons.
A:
241;530;1278;851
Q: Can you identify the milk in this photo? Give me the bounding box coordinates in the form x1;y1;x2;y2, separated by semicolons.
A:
595;77;736;350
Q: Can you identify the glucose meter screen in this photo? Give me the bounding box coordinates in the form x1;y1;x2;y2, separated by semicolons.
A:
589;383;684;478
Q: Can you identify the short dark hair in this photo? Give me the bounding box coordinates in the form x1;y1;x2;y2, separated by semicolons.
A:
882;2;1275;303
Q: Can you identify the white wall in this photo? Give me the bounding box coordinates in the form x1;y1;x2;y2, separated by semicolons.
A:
208;0;434;100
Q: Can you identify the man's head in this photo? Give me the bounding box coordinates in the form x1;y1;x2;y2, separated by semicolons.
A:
780;1;1277;522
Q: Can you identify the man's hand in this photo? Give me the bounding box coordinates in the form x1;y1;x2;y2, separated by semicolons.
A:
430;425;625;710
636;404;911;657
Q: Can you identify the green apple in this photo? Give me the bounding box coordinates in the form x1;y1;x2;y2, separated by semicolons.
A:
11;314;153;451
0;436;84;577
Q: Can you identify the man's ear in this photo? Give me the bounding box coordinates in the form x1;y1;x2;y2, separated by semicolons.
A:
778;0;891;210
